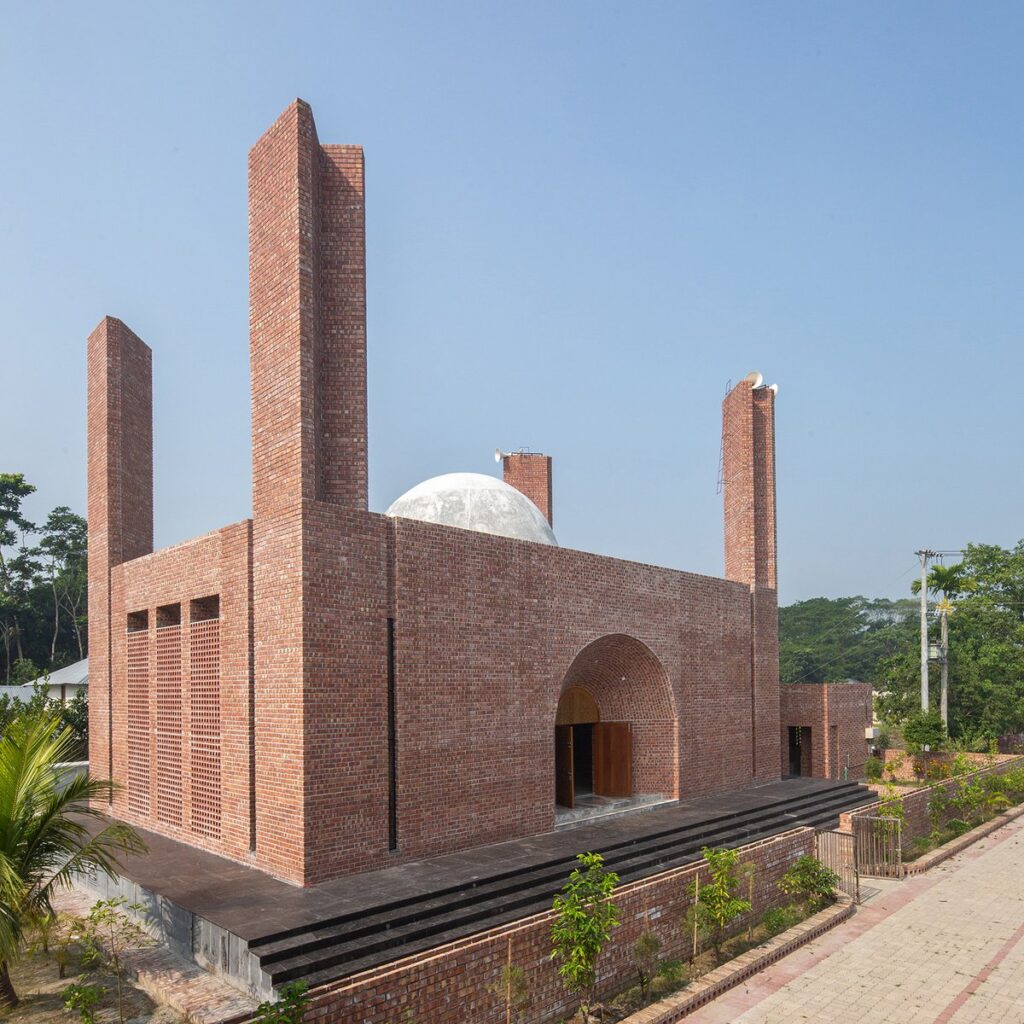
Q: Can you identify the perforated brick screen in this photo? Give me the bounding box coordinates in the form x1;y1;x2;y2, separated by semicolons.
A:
189;618;221;838
155;624;183;826
126;629;150;817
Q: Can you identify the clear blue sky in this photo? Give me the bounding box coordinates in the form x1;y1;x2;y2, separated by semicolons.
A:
2;2;1021;605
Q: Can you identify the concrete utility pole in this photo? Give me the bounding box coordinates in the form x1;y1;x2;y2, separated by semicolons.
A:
937;597;951;727
916;549;936;713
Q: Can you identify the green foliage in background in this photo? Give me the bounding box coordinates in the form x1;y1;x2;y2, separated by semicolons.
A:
0;473;87;684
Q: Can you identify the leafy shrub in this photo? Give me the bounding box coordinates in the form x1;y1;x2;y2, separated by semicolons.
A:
946;818;972;838
761;904;801;937
632;930;661;1000
778;856;839;911
865;756;883;782
63;982;104;1024
254;980;311;1024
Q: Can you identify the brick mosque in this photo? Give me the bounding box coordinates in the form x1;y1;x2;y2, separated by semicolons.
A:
87;99;871;888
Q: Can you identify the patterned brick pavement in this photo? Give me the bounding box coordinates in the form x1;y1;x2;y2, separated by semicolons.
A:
687;815;1024;1024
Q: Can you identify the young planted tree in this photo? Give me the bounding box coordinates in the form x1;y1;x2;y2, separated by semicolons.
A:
632;928;661;1001
686;847;751;959
0;713;146;1008
80;897;152;1024
550;852;620;1022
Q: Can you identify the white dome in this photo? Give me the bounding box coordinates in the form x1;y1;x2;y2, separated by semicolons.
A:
386;473;558;546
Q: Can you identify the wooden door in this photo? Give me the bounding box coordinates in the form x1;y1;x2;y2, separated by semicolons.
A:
555;724;574;808
593;722;632;798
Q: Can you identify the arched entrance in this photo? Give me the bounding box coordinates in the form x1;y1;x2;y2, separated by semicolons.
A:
554;634;677;810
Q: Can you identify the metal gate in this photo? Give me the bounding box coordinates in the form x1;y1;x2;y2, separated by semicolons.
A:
853;815;904;879
815;830;860;903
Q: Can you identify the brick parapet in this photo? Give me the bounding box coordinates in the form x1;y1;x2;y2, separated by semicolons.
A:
289;828;815;1024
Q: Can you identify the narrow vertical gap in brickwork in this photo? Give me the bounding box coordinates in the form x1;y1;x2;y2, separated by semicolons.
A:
750;593;757;780
126;620;150;817
106;568;113;787
189;614;222;839
387;616;398;851
247;535;257;851
155;617;183;826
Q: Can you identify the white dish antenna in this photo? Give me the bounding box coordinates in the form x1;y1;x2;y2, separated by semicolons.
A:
744;371;764;389
494;448;507;464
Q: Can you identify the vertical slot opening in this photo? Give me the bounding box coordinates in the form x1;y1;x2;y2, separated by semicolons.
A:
387;617;398;852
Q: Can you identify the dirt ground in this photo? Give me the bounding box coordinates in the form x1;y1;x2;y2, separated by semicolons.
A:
5;947;183;1023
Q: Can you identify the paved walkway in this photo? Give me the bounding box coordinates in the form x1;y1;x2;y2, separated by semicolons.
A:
688;815;1024;1024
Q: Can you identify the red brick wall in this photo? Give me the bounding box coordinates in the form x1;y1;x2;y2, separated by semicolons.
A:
780;682;872;779
502;453;553;525
294;507;764;882
296;828;814;1024
109;522;253;864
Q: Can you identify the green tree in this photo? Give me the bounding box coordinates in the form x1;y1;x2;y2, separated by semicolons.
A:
550;852;620;1022
779;596;917;685
686;846;751;958
0;474;37;681
33;507;88;664
878;542;1024;741
903;709;946;754
0;713;146;1008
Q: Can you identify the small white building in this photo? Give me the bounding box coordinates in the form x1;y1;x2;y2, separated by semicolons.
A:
0;658;88;704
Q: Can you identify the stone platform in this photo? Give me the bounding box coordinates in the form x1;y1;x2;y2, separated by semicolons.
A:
81;777;874;999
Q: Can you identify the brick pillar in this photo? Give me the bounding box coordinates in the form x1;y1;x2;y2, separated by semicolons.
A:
502;453;553;525
722;373;780;783
87;317;153;790
248;99;367;882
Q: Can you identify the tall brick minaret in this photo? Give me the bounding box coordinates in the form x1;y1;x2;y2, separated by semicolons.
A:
722;372;780;783
248;99;369;880
86;317;154;789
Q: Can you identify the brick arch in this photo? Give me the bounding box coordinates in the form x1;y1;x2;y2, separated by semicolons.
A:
558;634;678;799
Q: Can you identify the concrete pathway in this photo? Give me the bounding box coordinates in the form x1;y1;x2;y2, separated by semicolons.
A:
687;815;1024;1024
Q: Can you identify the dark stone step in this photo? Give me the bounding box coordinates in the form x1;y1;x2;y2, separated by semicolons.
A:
257;783;875;985
253;783;870;966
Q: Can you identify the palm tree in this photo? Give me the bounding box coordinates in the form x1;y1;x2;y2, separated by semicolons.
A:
912;563;970;729
0;712;146;1008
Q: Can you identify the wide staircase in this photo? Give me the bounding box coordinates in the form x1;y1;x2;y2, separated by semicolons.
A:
249;780;874;990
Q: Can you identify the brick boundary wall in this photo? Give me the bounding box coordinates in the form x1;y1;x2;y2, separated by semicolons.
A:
274;828;814;1024
840;757;1024;846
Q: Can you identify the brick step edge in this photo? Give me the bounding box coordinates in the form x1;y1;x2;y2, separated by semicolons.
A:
616;894;854;1024
904;802;1024;876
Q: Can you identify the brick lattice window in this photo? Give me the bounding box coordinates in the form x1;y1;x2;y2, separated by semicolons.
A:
155;616;183;827
189;616;221;838
126;623;150;817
